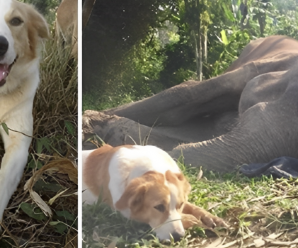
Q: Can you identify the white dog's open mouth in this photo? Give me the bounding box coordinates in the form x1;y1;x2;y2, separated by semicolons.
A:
0;57;17;87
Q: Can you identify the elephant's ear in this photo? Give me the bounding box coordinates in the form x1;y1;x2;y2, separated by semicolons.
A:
115;178;147;213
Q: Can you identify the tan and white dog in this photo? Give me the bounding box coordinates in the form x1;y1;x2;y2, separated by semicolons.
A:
0;0;48;222
56;0;78;58
83;145;227;241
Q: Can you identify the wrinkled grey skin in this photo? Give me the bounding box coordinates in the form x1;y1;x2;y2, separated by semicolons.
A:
83;36;298;172
170;66;298;172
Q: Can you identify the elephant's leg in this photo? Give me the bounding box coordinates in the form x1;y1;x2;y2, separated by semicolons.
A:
104;63;261;126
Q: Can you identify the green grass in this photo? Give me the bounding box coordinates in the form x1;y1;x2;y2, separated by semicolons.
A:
83;90;135;113
82;157;298;248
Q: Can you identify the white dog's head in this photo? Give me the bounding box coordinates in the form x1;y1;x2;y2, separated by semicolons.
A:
0;0;48;92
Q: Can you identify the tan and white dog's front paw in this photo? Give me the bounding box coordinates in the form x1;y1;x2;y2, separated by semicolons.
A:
200;212;228;228
182;202;228;229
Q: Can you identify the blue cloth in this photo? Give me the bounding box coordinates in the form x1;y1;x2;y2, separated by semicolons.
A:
240;157;298;178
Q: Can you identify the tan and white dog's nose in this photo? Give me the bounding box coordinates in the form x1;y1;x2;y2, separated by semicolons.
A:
171;231;184;242
154;210;186;241
0;36;8;57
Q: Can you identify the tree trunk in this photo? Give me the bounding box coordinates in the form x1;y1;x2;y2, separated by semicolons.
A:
198;33;203;80
184;0;202;81
202;32;207;63
192;31;202;81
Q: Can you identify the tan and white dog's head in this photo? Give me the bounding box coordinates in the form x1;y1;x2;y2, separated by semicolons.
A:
115;169;191;241
0;0;48;93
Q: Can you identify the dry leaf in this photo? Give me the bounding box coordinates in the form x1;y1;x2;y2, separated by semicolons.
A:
267;232;284;239
197;168;203;180
217;232;255;248
107;240;117;248
264;238;298;246
30;191;52;217
254;237;265;247
49;188;69;205
25;158;77;191
204;237;225;248
64;233;78;248
24;158;78;218
208;202;221;210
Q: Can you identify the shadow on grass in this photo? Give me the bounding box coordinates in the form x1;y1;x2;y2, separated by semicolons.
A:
82;199;153;248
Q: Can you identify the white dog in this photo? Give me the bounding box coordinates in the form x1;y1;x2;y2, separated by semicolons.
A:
0;0;48;222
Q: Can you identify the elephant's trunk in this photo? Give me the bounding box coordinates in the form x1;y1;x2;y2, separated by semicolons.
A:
170;131;279;173
169;134;252;172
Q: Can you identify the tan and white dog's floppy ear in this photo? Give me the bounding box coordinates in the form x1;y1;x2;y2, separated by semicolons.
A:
28;6;49;39
115;179;147;212
165;170;191;196
165;170;185;182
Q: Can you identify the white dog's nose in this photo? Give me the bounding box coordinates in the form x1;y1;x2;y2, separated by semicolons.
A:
0;36;8;57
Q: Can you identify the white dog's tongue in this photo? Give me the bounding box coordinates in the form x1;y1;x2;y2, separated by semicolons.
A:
0;64;9;82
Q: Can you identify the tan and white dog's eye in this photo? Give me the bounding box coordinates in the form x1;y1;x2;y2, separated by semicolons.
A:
154;204;165;213
10;17;23;26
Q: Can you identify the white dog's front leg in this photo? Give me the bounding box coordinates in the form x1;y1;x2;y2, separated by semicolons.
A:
0;126;32;222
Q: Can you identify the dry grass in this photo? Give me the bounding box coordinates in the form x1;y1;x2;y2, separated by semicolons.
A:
0;34;78;247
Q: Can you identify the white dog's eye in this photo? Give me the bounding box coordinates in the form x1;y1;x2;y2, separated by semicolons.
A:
10;17;23;26
154;204;165;213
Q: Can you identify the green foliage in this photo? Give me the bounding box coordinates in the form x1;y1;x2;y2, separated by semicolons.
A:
33;180;63;193
204;0;298;77
158;36;196;88
83;0;176;92
122;37;166;97
265;1;298;39
84;0;298;111
83;36;166;111
50;210;77;234
207;28;251;77
0;123;9;135
20;202;47;221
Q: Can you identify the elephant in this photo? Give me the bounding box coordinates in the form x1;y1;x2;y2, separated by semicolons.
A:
82;35;298;173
